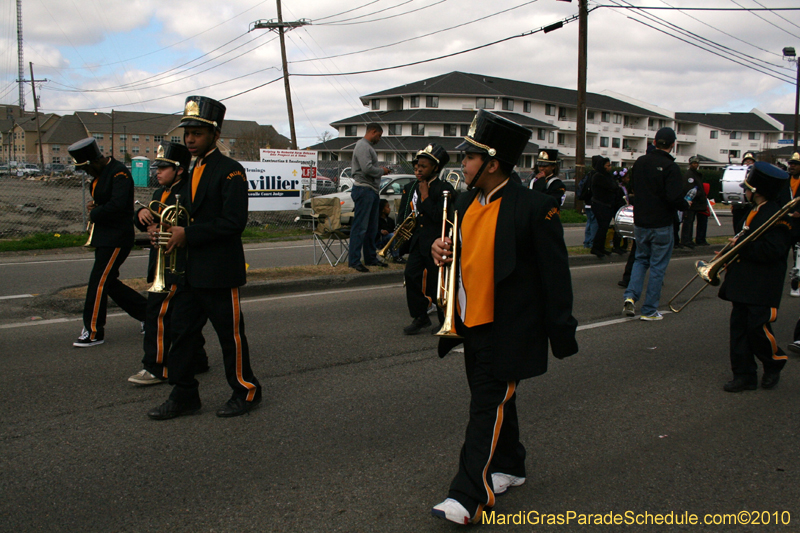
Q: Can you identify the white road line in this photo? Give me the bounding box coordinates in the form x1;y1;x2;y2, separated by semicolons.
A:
0;294;35;300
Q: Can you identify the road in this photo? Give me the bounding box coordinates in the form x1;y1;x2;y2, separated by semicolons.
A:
1;253;798;532
0;220;735;298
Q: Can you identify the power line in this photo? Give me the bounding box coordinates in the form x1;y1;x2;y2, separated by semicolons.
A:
748;0;800;30
315;0;413;24
729;0;800;39
311;0;382;23
318;0;451;26
595;5;800;10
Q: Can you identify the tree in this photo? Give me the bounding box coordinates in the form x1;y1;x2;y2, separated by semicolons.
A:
234;126;291;160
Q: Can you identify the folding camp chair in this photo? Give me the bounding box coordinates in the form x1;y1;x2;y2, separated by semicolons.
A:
311;197;350;266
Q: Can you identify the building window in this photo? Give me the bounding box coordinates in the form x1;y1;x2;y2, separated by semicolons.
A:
730;131;742;140
345;125;358;137
120;134;127;141
710;130;718;139
120;147;125;154
146;148;150;154
443;125;458;137
524;101;531;113
426;96;439;108
548;131;555;143
476;97;495;110
98;145;103;152
545;104;556;116
557;133;567;145
154;135;164;143
748;132;760;140
388;124;402;136
132;147;140;154
145;136;149;142
601;112;610;123
612;138;621;148
132;135;139;141
52;157;60;163
558;107;568;120
502;98;514;111
460;124;470;136
411;124;425;136
648;118;656;129
410;96;420;108
371;99;380;110
538;128;546;141
52;145;60;152
93;133;104;140
600;137;609;147
613;114;622;124
729;150;740;158
587;111;595;122
659;120;666;128
171;136;181;143
720;149;728;154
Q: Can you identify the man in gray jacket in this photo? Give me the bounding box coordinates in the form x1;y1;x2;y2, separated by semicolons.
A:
348;123;389;272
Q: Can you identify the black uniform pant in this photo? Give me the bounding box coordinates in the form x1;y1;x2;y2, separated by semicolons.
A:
448;324;526;517
167;284;260;404
83;246;147;340
680;210;697;245
591;203;613;253
404;246;437;319
142;284;208;379
729;302;786;381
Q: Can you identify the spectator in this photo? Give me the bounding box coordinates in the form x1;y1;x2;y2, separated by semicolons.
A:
376;198;402;262
578;158;600;248
348;123;390;273
611;168;630;254
589;156;618;258
680;156;708;248
732;152;756;234
622;127;690;321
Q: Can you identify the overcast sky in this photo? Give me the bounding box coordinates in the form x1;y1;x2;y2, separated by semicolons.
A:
1;0;798;145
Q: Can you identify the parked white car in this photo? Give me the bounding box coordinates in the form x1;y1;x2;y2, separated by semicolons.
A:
297;174;416;225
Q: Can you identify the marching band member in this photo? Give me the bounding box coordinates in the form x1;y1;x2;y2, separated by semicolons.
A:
398;143;454;335
128;142;208;385
719;162;792;392
731;152;756;234
430;110;578;525
68;137;147;347
528;148;566;206
148;96;261;420
786;152;800;299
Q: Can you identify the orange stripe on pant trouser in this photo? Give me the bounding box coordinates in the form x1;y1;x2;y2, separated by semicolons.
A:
765;308;786;361
473;381;516;522
156;285;177;365
89;248;121;340
422;267;432;307
231;287;257;400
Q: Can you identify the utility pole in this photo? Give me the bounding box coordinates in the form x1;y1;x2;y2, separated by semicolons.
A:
16;0;25;112
29;63;45;169
111;110;115;156
782;47;799;153
575;0;588;186
250;7;310;150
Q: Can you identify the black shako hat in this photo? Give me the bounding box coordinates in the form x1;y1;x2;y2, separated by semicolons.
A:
455;110;531;165
68;137;103;167
178;96;226;131
537;149;560;167
742;161;788;201
155;142;192;169
412;143;450;169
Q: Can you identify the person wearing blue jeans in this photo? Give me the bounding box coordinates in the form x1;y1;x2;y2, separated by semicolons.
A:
583;206;597;248
622;127;689;321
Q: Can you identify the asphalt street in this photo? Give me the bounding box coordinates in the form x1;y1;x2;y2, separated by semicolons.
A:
1;253;798;532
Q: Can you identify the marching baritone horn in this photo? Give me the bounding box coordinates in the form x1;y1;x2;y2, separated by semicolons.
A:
668;196;800;313
435;190;462;339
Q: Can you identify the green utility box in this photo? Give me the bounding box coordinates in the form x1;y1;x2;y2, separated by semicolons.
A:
131;157;150;187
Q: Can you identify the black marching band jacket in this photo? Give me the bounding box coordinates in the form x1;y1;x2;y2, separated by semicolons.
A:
438;180;579;381
183;149;250;289
398;177;455;257
88;158;136;248
718;200;792;309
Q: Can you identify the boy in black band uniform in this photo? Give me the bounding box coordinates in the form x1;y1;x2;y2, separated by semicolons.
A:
528;149;566;206
148;96;261;420
719;162;792;392
69;138;147;347
399;143;454;334
129;142;208;385
430;110;578;525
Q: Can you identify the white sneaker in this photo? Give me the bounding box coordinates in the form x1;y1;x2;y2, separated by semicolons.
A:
787;341;800;355
73;327;104;347
492;472;526;495
640;311;663;321
791;288;800;298
431;498;471;525
128;369;166;386
427;303;437;315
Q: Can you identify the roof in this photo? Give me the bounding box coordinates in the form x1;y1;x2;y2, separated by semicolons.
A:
674;112;780;131
363;71;667;118
41;114;88;144
15;113;57;132
76;111;180;135
305;135;539;155
330;109;555;129
768;113;796;132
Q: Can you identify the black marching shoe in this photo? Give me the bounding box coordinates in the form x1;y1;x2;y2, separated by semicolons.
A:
723;378;757;393
351;264;370;273
403;314;432;335
147;398;201;420
761;372;781;390
216;389;262;418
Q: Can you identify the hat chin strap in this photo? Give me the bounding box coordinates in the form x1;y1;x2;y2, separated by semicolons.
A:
467;157;492;191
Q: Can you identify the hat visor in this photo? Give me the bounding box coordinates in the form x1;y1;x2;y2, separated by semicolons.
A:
154;160;175;167
455;140;486;153
73;160;91;167
178;118;215;130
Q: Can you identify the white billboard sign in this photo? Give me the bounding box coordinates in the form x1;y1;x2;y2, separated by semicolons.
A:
241;149;318;211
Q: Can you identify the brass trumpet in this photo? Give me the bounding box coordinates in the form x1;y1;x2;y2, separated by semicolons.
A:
435;190;462;339
377;211;416;259
669;196;800;312
139;196;190;293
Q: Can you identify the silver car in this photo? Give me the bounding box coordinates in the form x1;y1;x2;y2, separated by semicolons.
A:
297;174;417;225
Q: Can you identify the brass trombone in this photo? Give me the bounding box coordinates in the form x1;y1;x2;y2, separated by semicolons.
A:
435;190;462;339
668;196;800;312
